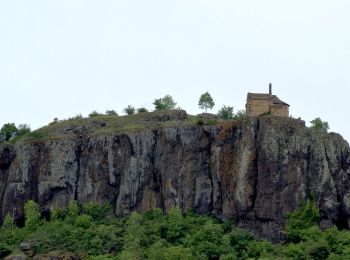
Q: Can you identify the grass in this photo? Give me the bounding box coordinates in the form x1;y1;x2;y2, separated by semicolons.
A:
0;110;254;146
7;111;235;144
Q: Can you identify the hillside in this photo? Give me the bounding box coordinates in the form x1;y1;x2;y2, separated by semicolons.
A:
0;111;349;243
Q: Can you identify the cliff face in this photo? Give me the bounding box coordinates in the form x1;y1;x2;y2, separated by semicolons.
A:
0;116;349;241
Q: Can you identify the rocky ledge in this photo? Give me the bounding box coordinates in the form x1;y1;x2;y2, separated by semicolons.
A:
0;115;349;242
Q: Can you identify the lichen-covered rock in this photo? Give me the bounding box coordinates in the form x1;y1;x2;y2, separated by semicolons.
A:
20;241;34;257
0;116;349;242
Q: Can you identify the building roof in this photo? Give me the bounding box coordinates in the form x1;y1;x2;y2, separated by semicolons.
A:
271;95;289;106
247;93;289;106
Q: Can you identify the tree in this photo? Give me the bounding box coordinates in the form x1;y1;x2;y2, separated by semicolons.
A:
105;110;118;116
24;200;41;231
310;117;329;133
153;95;177;111
233;109;246;120
120;212;144;259
285;198;320;243
198;92;215;113
218;106;234;119
88;110;103;117
0;123;18;141
123;105;135;115
166;206;185;243
65;200;80;224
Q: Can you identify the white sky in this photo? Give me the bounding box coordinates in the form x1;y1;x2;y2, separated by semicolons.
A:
0;0;349;142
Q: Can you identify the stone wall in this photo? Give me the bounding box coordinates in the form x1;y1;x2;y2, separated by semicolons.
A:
271;104;289;117
246;99;270;116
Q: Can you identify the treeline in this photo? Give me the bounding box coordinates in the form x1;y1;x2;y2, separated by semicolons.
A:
86;93;245;119
1;199;350;259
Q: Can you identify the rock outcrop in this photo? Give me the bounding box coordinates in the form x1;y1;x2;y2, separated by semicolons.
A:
0;115;349;241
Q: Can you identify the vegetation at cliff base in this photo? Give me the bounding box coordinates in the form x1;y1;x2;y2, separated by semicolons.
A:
1;199;350;259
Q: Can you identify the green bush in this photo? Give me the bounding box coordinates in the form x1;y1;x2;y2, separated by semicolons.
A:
233;109;246;120
105;110;118;116
246;240;274;258
82;202;111;221
24;200;41;231
185;221;229;259
218;105;234;119
228;227;254;258
76;214;93;229
153;95;176;111
89;110;103;117
3;214;14;229
196;119;204;126
123;105;135;115
0;243;11;258
137;107;148;113
165;207;186;243
51;208;67;221
310;117;329;133
286;198;320;242
1;198;350;259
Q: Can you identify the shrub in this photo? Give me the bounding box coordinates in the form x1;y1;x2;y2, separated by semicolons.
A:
122;212;144;259
218;105;234;119
71;114;83;120
76;214;93;229
123;105;135;115
196;119;204;126
233;109;246;120
16;124;31;136
0;243;11;258
65;201;80;223
137;107;148;113
163;245;193;259
166;207;185;243
246;240;274;258
105;110;118;116
51;208;67;221
3;214;14;229
228;228;254;258
82;202;111;221
185;221;228;259
286;198;320;243
310;117;329;133
24;200;41;231
89;111;103;117
143;208;163;221
153;95;176;111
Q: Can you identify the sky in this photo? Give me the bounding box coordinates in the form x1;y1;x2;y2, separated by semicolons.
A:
0;0;349;142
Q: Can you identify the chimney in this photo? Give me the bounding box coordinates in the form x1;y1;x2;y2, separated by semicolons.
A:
269;83;272;95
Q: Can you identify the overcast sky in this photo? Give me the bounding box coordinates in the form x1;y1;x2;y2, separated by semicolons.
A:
0;0;349;142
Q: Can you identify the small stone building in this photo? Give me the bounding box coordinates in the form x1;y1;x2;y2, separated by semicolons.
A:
246;84;289;117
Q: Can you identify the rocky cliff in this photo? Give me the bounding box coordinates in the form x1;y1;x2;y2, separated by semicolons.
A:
0;112;349;242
